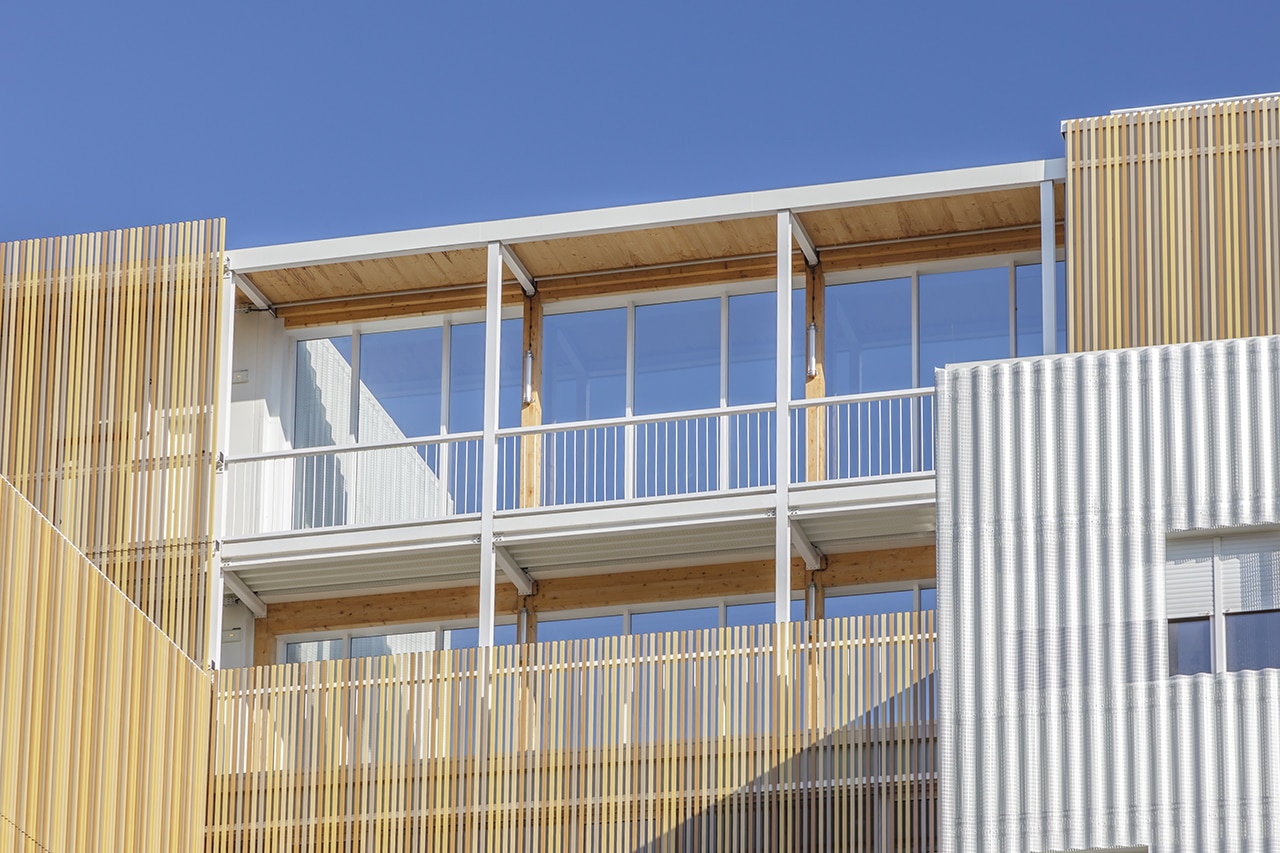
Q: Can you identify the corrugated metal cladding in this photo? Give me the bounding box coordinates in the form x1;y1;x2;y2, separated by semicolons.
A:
936;336;1280;852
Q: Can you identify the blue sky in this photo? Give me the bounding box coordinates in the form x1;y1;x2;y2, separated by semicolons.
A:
2;1;1276;249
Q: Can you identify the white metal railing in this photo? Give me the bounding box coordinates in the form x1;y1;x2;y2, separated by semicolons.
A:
224;389;936;535
790;388;935;484
495;402;777;508
224;431;483;537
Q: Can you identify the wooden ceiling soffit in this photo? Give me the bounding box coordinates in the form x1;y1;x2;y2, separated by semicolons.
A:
820;224;1064;274
796;188;1044;247
244;245;488;306
277;284;526;328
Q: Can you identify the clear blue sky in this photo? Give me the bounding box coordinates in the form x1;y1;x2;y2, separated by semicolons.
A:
2;0;1276;249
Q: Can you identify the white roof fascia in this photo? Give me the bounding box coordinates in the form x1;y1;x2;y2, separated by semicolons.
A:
228;159;1068;274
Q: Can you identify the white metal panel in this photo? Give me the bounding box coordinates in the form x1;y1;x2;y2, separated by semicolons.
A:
1217;530;1280;613
936;335;1280;853
1165;538;1215;618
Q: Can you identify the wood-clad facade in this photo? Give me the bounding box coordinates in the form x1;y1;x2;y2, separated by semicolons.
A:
209;612;937;852
0;221;228;663
1065;95;1280;350
0;477;211;851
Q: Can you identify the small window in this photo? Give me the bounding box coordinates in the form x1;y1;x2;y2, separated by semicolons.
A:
825;590;915;618
351;630;437;659
538;614;625;643
1167;618;1212;676
726;600;805;627
285;638;343;663
631;607;719;636
1225;610;1280;672
443;624;518;649
920;587;938;611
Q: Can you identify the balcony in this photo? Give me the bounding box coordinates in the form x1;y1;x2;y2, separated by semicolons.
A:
206;611;937;850
221;390;937;599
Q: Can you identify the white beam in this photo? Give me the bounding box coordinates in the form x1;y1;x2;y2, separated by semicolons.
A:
789;520;823;572
478;242;504;647
222;570;267;619
230;271;272;311
775;211;793;624
494;545;536;597
1040;180;1058;355
499;243;536;296
228;159;1068;273
788;211;819;267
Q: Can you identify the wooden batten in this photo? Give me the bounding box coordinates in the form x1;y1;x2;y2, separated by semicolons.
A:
0;221;226;663
1064;96;1280;350
804;262;827;482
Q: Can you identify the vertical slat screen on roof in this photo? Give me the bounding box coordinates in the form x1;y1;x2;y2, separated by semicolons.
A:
1064;95;1280;351
0;220;227;663
1166;538;1215;618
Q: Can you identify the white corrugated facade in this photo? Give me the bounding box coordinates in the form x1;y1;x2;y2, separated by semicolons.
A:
936;336;1280;852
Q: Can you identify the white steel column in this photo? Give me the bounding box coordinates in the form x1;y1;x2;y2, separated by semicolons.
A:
774;212;793;623
1040;179;1058;354
479;243;504;647
209;268;238;669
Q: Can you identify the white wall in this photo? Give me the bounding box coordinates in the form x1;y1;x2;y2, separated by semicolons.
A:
937;337;1280;852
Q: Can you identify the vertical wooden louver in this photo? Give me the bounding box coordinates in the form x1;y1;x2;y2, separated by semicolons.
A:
0;220;227;663
0;477;211;851
1064;95;1280;351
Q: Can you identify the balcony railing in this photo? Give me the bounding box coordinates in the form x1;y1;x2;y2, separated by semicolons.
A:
207;612;937;851
225;389;934;537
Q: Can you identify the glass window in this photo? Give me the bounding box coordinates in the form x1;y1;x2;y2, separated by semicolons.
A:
351;630;437;659
1014;262;1069;357
538;614;626;643
826;278;912;394
635;299;720;415
631;607;720;636
446;319;524;432
294;337;354;447
728;292;775;405
1225;610;1280;672
443;624;517;649
825;589;915;618
285;638;343;663
358;328;443;440
920;587;937;611
919;267;1009;384
1168;618;1213;675
543;309;627;423
726;599;805;627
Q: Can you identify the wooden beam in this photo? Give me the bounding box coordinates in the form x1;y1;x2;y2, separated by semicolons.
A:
804;262;827;482
520;291;543;508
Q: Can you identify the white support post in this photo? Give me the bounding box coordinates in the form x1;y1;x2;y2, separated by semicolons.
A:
209;268;238;670
718;294;729;491
479;243;504;648
1040;179;1058;355
624;304;636;500
775;212;793;624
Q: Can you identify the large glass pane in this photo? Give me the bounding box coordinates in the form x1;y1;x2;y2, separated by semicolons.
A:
635;299;720;496
444;624;517;649
920;587;937;611
729;292;775;405
351;630;437;658
825;589;915;618
1226;610;1280;672
826;279;912;394
919;267;1010;383
631;607;720;636
1168;618;1213;675
448;319;523;511
538;614;625;643
1014;262;1069;357
285;637;343;663
294;336;354;447
542;309;627;505
726;599;805;627
355;328;446;525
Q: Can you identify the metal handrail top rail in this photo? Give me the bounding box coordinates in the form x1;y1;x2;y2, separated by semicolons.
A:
789;387;934;409
496;401;776;437
227;429;486;463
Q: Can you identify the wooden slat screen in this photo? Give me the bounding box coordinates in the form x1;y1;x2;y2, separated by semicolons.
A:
207;611;936;851
0;476;211;851
0;220;227;663
1064;95;1280;350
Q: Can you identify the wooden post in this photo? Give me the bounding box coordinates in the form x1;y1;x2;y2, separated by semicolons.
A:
520;292;543;508
804;263;826;482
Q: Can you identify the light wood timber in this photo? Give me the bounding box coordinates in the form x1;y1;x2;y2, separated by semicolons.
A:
0;221;226;663
520;291;543;508
250;545;935;664
1064;95;1280;350
804;262;827;482
0;477;210;851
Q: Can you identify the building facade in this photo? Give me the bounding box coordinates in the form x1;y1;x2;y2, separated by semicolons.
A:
1;93;1278;851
